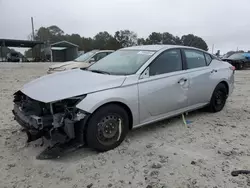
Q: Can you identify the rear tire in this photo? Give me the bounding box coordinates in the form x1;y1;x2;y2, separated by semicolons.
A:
86;104;129;152
208;83;228;113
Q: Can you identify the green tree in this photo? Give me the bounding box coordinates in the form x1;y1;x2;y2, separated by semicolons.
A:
47;25;64;36
145;32;182;45
34;26;64;43
82;37;94;52
181;34;208;51
34;27;51;41
145;32;162;44
24;24;210;57
137;38;146;45
162;32;181;45
93;31;116;50
64;34;82;49
114;30;138;47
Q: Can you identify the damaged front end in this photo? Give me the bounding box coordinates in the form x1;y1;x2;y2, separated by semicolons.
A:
12;91;88;159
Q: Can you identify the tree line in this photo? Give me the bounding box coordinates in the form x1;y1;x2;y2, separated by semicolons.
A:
25;25;209;57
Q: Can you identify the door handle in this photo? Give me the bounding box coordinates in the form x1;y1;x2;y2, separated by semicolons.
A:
178;78;188;84
211;69;218;73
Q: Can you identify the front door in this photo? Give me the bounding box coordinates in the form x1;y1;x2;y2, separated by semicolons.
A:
138;49;189;124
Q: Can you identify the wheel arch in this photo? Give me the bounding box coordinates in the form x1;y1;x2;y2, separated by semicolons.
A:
84;101;134;130
209;80;229;102
218;80;229;95
207;80;229;112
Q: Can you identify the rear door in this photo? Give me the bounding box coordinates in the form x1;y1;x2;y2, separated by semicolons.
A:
182;49;217;106
138;49;189;123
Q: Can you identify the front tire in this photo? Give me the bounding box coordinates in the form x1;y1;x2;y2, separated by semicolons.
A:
208;83;228;112
86;104;129;152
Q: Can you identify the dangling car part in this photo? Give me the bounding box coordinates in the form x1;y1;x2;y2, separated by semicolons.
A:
12;91;89;159
12;45;234;159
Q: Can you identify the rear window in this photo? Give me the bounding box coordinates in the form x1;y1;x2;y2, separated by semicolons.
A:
184;49;206;69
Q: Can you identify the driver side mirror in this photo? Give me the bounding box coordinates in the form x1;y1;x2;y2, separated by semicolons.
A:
140;67;150;79
89;58;96;63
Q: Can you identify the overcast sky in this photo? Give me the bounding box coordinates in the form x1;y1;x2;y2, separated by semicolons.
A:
1;0;250;54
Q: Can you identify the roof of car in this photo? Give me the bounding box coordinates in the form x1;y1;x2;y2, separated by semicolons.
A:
92;49;115;52
122;45;202;52
100;50;115;52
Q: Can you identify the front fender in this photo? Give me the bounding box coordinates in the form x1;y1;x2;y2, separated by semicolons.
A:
76;85;140;126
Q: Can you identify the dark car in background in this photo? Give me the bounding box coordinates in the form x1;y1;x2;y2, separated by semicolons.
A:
222;52;250;70
7;52;20;62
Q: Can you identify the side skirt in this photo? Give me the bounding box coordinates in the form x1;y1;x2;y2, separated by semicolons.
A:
133;103;208;129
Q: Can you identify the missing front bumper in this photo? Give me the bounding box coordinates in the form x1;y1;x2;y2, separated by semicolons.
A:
12;104;52;130
12;99;90;159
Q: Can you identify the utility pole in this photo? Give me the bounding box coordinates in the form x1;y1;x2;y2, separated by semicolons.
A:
31;17;35;41
212;44;214;54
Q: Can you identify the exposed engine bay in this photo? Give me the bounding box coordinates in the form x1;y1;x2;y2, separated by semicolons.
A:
12;91;88;159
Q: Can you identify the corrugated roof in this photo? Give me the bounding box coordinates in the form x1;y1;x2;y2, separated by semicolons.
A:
51;40;79;48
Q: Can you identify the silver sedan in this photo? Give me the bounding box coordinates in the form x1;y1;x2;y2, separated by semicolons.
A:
13;45;235;155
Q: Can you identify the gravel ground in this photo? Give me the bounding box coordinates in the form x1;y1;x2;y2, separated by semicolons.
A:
0;63;250;188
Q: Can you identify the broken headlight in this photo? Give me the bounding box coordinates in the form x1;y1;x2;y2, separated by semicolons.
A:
52;95;86;114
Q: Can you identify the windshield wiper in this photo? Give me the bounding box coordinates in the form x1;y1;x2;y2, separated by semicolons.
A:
89;69;110;75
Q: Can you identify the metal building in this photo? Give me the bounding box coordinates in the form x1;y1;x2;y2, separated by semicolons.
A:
49;41;79;62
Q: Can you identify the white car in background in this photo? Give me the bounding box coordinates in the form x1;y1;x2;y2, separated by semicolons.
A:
47;50;114;74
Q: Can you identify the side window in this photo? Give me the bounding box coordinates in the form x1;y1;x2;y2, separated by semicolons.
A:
93;52;108;61
204;53;212;65
184;49;206;69
149;49;182;76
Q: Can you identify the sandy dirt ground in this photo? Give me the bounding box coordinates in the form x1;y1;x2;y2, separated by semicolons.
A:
0;63;250;188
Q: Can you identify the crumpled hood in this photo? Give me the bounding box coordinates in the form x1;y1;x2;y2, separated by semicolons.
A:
21;69;126;103
49;61;90;70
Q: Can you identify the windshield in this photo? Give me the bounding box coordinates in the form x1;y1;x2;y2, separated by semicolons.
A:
74;51;95;62
228;53;245;60
87;50;155;75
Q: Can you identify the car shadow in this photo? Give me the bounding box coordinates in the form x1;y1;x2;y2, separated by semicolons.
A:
128;108;209;138
55;108;210;162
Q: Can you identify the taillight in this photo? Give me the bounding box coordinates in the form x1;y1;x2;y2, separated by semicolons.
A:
230;66;235;74
230;66;236;71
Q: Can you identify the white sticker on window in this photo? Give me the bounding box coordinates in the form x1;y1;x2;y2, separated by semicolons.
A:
137;51;154;56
